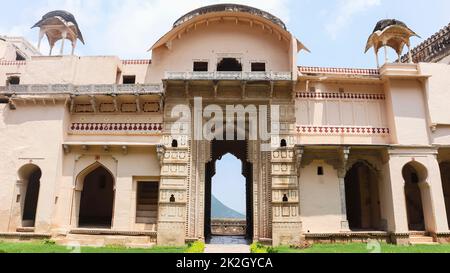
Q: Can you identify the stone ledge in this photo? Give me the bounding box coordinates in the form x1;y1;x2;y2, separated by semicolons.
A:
69;229;157;237
0;232;51;240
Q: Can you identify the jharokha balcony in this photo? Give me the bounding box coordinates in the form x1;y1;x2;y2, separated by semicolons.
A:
0;83;163;96
164;71;293;81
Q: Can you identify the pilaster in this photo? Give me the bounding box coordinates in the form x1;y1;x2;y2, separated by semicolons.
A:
156;144;190;246
271;147;302;246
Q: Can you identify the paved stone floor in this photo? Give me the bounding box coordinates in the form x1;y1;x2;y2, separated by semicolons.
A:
204;236;251;253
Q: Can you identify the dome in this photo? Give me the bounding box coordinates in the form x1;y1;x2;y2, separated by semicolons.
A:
173;4;287;30
32;10;84;44
372;19;408;33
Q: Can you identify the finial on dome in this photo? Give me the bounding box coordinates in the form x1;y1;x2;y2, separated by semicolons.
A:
32;10;84;56
365;19;420;67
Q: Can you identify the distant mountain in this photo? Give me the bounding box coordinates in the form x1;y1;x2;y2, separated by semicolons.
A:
211;195;245;219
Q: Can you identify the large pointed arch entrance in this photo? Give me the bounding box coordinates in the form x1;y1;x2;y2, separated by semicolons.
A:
77;165;115;228
205;139;253;242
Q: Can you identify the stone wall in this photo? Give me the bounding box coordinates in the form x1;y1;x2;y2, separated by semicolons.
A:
211;219;246;236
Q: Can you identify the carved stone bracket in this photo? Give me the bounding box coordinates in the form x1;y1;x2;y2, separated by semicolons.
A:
156;144;166;165
294;145;304;176
338;146;351;178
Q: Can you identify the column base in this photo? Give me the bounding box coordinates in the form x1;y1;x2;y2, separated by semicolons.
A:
157;221;186;246
340;220;350;232
272;221;303;247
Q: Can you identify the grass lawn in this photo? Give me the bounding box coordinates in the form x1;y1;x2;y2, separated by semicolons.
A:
275;243;450;253
0;241;188;253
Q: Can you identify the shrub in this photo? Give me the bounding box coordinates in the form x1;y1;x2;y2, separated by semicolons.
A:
43;239;56;245
186;241;205;253
250;242;268;253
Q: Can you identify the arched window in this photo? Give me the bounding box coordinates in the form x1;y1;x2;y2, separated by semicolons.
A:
280;139;287;148
171;140;178;148
217;58;242;72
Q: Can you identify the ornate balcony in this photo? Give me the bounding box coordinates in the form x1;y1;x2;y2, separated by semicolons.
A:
164;71;293;81
0;84;163;96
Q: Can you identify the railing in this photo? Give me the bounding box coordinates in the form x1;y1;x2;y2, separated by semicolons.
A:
0;84;163;95
165;71;292;81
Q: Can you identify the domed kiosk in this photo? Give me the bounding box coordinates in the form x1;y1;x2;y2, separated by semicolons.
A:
365;19;420;67
32;10;84;55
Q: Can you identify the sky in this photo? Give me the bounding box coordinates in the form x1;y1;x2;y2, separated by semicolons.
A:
0;0;449;68
212;154;246;215
1;0;448;214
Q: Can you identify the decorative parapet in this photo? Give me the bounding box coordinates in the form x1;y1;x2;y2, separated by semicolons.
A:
69;123;163;135
122;59;151;65
299;66;380;76
0;84;163;95
296;126;390;136
401;23;450;63
0;60;27;66
296;92;385;100
164;71;292;81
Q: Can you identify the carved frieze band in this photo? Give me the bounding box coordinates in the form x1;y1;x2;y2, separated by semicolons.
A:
297;126;390;135
69;123;163;134
296;92;385;100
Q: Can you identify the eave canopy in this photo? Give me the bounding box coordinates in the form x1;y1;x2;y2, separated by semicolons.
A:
149;5;309;53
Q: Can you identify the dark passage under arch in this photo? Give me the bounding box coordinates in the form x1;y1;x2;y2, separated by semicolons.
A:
79;166;114;228
345;162;382;231
22;168;41;227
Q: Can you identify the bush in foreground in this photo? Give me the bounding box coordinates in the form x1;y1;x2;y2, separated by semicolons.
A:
185;241;205;253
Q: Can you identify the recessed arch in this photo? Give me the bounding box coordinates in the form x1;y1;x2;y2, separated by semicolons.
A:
72;162;115;229
402;161;430;231
205;140;253;242
344;161;382;231
440;161;450;229
17;164;42;228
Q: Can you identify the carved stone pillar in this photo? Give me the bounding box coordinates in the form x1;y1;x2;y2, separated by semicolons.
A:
156;144;190;246
271;147;303;246
338;147;351;232
337;168;350;232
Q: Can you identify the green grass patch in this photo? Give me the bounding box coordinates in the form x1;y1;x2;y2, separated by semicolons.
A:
275;243;450;253
0;240;187;253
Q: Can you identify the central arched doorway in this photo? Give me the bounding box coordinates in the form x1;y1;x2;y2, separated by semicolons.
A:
78;166;115;228
18;164;42;228
344;162;382;231
205;140;253;243
402;162;427;231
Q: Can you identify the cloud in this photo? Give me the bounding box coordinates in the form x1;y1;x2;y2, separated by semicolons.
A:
325;0;381;40
2;0;289;58
99;0;290;58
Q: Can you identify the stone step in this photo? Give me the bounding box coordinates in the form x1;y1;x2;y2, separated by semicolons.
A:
137;204;158;211
410;236;435;244
135;217;157;224
136;211;158;217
